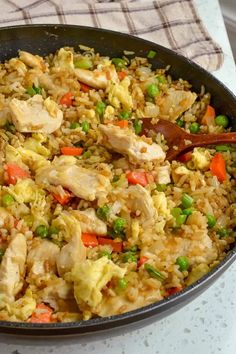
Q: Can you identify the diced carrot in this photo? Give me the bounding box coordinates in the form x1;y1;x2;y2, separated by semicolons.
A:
115;120;129;128
165;286;182;297
60;92;73;106
53;190;72;205
106;70;111;80
28;303;53;323
61;146;83;156
202;105;215;125
118;71;127;81
82;233;99;248
210;153;227;183
97;237;123;253
126;171;148;187
178;151;192;163
138;256;148;267
80;83;90;93
5;163;30;185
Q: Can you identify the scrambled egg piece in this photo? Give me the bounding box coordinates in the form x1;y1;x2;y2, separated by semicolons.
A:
152;192;170;218
67;257;126;308
107;76;133;110
192;148;211;170
9;95;63;134
4;178;45;204
23;135;50;157
54;48;74;70
6;289;36;321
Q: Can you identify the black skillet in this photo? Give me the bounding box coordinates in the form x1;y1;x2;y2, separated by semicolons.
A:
0;24;235;336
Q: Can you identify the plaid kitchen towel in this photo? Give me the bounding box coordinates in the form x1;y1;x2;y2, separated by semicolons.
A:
1;0;223;71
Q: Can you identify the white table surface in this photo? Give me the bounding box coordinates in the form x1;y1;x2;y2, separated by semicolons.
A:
1;0;236;353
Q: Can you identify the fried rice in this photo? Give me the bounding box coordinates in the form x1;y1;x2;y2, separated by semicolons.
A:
0;47;235;323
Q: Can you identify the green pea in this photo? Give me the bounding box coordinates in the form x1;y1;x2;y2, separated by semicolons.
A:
215;115;229;128
176;256;189;271
176;118;184;127
147;50;157;59
26;86;36;96
117;278;128;290
48;226;59;236
4;121;16;133
156;184;167;192
181;193;194;208
81;121;90;133
215;145;231;152
112;175;120;183
171;207;182;218
96;101;106;116
189;122;200;134
0;248;5;261
144;263;165;281
34;86;42;95
156;75;167;84
70;122;80;129
35;225;49;239
182;208;193;216
147;84;159;98
2;194;14;207
217;228;229;238
119;111;131;120
82;150;91;159
100;250;112;259
96;205;110;221
123;252;137;263
111;58;127;70
206;214;216;228
133;120;142;135
74;58;93;70
113;218;126;234
176;214;187;226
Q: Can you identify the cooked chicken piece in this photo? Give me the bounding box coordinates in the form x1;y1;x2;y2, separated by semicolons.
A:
37;277;76;312
156;165;171;184
0;207;11;228
75;66;118;89
127;185;157;224
158;89;197;121
99;124;165;163
72;208;107;235
0;234;27;301
27;239;60;277
9;95;63;134
56;213;86;276
36;156;111;201
19;50;45;71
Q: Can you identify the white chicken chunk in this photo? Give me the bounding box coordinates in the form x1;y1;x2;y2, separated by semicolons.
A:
0;234;27;301
36;156;111;201
99;124;165;164
158;89;197;121
9;95;63;134
75;66;118;89
127;185;157;224
19;50;45;70
27;239;60;277
72;208;107;235
56;213;86;276
156;165;171;184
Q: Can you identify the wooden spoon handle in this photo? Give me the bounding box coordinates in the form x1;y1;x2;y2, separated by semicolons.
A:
188;132;236;148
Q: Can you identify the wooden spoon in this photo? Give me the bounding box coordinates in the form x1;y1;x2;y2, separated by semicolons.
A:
141;118;236;161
